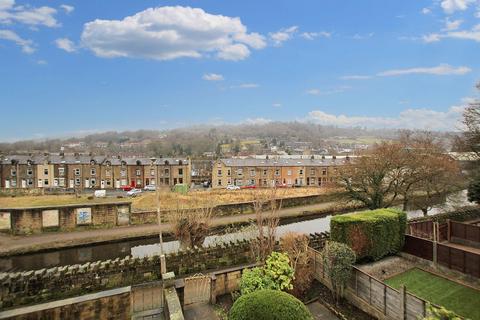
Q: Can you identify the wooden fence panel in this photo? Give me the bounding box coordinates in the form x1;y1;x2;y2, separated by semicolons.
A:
406;294;425;320
450;247;465;273
403;235;433;261
357;271;371;302
451;221;480;244
385;287;401;319
465;252;480;278
370;278;386;312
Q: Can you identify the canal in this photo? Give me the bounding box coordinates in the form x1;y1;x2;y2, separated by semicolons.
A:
0;191;471;272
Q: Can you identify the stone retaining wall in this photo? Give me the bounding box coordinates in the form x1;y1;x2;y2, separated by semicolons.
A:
0;233;328;310
131;193;338;225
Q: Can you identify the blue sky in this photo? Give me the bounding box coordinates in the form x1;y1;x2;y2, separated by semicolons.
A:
0;0;479;141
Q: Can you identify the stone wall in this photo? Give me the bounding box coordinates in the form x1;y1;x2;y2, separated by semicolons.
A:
0;233;328;309
131;193;338;225
1;202;131;235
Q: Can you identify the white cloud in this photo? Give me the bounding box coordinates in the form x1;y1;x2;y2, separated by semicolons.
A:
60;4;74;14
377;64;471;76
422;8;432;14
441;0;475;14
444;18;463;31
423;33;442;42
231;83;259;89
340;75;372;80
306;86;350;96
55;37;76;52
272;103;282;107
80;6;266;61
202;73;224;81
269;26;298;46
244;118;272;125
0;29;35;53
445;25;480;41
0;0;59;27
352;32;374;40
36;59;47;65
307;105;466;131
300;31;331;40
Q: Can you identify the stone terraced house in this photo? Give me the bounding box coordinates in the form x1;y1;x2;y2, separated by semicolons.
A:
0;153;191;190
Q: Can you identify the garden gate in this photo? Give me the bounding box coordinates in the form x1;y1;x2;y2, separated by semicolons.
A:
130;281;164;319
183;273;211;306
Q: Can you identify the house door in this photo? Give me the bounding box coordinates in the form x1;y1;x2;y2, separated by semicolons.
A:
21;180;26;188
146;178;150;185
101;180;105;189
130;180;135;187
5;180;10;188
69;180;74;188
85;179;90;188
115;180;120;188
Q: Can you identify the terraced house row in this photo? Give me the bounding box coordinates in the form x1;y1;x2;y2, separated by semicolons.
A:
0;154;190;189
212;156;348;189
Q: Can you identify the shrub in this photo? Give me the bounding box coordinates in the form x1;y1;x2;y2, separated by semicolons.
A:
321;241;356;303
240;252;294;295
229;289;314;320
330;208;406;261
423;304;461;320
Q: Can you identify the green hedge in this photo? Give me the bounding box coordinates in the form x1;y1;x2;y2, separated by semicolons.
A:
229;289;313;320
409;206;480;224
330;208;407;261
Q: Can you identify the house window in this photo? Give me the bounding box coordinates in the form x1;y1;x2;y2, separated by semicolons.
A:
287;170;292;176
299;169;303;175
59;178;65;187
11;169;16;176
322;169;327;176
263;169;267;176
218;169;222;176
75;178;81;186
106;180;111;186
237;168;243;176
90;179;96;186
91;168;96;176
249;179;255;185
250;169;255;177
136;179;142;186
121;170;126;177
121;179;127;186
136;169;141;176
44;168;49;175
227;169;231;176
236;179;243;186
217;179;222;186
11;179;17;187
179;178;183;184
106;170;111;177
263;179;267;185
310;168;315;176
164;168;169;175
44;179;49;186
27;179;33;186
59;167;65;176
74;168;81;176
275;169;280;176
27;168;33;176
178;168;183;175
150;169;155;176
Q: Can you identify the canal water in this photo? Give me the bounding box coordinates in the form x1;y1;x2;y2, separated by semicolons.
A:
0;191;471;272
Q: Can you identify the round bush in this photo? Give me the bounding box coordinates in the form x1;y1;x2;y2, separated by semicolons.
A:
229;289;313;320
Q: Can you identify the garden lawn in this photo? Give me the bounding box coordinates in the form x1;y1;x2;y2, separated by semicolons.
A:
385;268;480;320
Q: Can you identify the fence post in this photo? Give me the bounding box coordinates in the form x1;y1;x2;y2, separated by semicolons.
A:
400;285;406;320
383;284;387;315
447;219;451;242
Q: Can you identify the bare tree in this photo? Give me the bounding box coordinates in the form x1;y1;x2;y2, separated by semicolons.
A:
250;188;282;262
280;232;313;298
171;196;215;249
338;142;407;209
463;83;480;154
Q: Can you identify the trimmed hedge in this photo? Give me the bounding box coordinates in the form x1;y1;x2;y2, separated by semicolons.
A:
330;208;407;261
229;289;313;320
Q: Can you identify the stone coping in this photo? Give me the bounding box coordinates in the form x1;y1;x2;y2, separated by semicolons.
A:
0;201;132;211
0;286;131;319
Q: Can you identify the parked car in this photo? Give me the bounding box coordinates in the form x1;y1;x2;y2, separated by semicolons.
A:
275;183;289;188
126;188;142;197
94;190;107;198
144;185;156;191
226;184;240;190
122;186;133;192
241;184;256;189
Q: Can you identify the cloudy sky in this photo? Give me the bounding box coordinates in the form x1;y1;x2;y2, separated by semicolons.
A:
0;0;479;141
